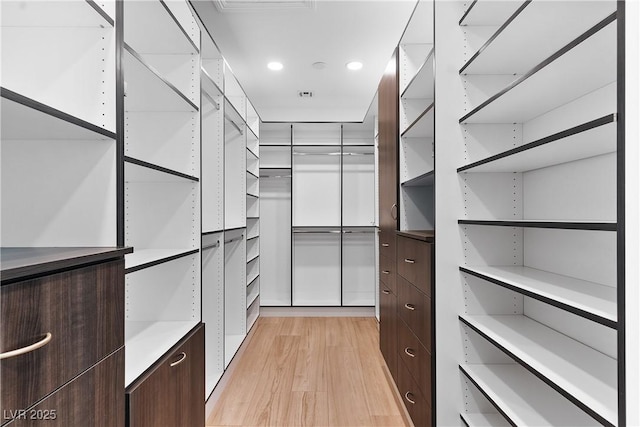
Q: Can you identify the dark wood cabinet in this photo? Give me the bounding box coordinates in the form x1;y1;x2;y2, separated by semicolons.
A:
4;349;125;427
398;317;432;399
397;235;432;296
0;247;130;427
126;324;205;427
397;275;431;350
398;355;431;427
379;282;398;381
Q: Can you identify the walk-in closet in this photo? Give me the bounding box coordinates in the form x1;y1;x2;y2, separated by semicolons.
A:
1;0;638;426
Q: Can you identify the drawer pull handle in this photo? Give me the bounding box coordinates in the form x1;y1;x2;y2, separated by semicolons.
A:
170;352;187;367
404;392;416;405
382;270;390;275
404;259;415;264
382;289;391;295
404;347;416;357
391;204;398;221
404;303;415;311
0;333;52;360
381;243;390;247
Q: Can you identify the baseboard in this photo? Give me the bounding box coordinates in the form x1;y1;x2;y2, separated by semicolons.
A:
259;306;375;317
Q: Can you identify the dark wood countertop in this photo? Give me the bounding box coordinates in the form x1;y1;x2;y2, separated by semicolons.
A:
1;247;133;284
396;230;435;242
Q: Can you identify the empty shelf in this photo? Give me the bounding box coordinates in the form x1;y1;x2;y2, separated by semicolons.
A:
460;265;616;327
401;48;435;99
457;115;616;173
458;219;616;231
460;364;601;426
401;103;434;138
460;412;509;427
1;88;116;140
461;1;617;75
401;170;434;187
125;320;199;387
459;0;526;26
124;46;198;112
125;248;199;273
460;314;617;426
202;68;223;98
460;15;616;124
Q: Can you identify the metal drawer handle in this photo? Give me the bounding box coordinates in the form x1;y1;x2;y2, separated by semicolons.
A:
381;243;390;247
404;259;415;264
404;392;416;405
0;333;52;360
404;303;415;311
170;352;187;367
404;347;416;358
382;289;391;295
382;270;390;275
391;204;398;221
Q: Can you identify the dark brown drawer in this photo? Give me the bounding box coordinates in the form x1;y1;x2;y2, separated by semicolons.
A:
397;276;431;350
379;254;396;295
379;230;396;259
397;236;432;296
398;318;432;400
379;286;397;382
4;348;124;427
1;260;124;416
127;324;204;427
398;357;431;427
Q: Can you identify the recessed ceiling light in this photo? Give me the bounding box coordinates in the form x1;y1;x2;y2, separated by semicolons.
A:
268;61;283;71
346;61;363;71
312;62;327;70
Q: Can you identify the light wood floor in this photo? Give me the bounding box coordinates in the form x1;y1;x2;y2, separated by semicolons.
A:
207;317;409;427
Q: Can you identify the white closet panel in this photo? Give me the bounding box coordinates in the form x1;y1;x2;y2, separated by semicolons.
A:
293;147;341;226
343;147;376;226
202;232;224;397
293;231;341;306
225;117;246;230
342;231;376;306
260;123;291;146
261;146;291;168
293;123;341;145
224;230;246;366
202;93;224;233
259;171;292;306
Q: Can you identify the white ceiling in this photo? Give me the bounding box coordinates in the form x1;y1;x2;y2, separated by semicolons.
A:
191;0;417;122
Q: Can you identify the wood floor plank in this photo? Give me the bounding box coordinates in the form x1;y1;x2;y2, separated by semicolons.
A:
207;317;408;427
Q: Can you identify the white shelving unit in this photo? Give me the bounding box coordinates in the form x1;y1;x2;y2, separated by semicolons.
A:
225;98;247;230
122;0;201;388
224;228;246;367
399;0;435;232
202;232;224;398
1;2;116;247
434;1;624;426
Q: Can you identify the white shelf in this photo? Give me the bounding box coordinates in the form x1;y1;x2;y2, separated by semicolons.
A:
202;68;223;98
460;412;509;427
460;314;617;426
125;160;196;183
461;18;616;124
459;1;527;26
461;265;616;326
125;320;198;387
401;170;434;187
402;104;434;138
401;49;434;100
124;0;197;55
458;116;616;173
124;47;197;112
1;89;115;141
462;2;617;75
247;277;260;308
247;297;260;331
1;0;112;27
460;364;600;426
125;248;196;271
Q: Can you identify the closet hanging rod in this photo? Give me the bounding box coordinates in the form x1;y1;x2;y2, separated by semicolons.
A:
202;91;220;110
225;115;243;135
293;230;341;234
342;230;375;234
224;235;243;244
201;241;220;250
293;152;341;156
260;175;292;179
342;152;374;156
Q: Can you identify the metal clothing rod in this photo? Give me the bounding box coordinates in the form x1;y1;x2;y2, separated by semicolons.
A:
201;241;220;250
224;235;244;244
342;230;375;234
202;91;220;110
342;152;374;156
293;152;341;156
225;114;243;135
293;230;341;234
260;175;292;179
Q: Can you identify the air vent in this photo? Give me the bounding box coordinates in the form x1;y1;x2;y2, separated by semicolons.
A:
298;91;313;98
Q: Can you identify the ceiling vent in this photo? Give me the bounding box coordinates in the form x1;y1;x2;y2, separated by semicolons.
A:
298;91;313;98
213;0;315;12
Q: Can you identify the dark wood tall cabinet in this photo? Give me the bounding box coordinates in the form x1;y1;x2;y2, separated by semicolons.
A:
378;50;400;381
